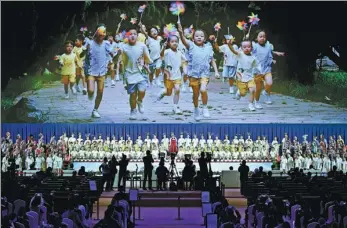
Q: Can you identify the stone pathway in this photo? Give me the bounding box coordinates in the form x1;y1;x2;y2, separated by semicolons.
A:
24;78;347;123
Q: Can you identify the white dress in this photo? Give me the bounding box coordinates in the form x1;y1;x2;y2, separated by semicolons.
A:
287;157;294;170
342;161;347;171
316;158;323;171
280;157;287;172
2;157;8;172
305;158;312;169
35;157;43;169
322;158;330;172
46;157;53;168
53;156;59;169
57;157;63;169
26;157;34;169
336;158;343;170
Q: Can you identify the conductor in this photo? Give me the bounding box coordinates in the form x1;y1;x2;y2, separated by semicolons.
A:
143;150;154;190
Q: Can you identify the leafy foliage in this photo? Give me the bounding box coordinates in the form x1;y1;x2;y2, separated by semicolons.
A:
272;71;347;107
1;97;15;110
319;71;347;89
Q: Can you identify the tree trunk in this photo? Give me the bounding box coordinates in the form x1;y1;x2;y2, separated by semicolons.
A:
95;12;99;25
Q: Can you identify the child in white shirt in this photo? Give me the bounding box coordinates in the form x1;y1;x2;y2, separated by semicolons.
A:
157;35;187;114
120;27;153;120
139;23;163;86
214;37;238;94
227;39;261;111
177;23;220;121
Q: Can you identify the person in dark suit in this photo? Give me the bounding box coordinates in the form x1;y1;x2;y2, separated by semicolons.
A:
99;157;111;192
198;152;209;187
117;154;129;189
238;160;250;195
142;150;154;190
109;156;118;190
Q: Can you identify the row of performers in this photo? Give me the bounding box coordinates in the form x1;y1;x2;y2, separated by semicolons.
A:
69;144;274;161
279;153;347;172
4;132;346;155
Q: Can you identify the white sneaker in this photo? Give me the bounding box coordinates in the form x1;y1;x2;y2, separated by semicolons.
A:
82;88;87;95
229;86;235;94
189;87;193;93
64;94;69;99
111;80;115;87
75;85;81;92
140;113;148;121
265;95;273;104
202;107;210;118
129;110;137;120
181;84;186;92
71;86;77;95
235;90;241;100
194;108;201;121
92;110;101;118
254;102;263;109
248;103;256;111
137;101;144;114
174;106;183;114
115;75;120;81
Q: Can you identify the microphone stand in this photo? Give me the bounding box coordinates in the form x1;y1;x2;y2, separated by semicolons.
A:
135;164;138;189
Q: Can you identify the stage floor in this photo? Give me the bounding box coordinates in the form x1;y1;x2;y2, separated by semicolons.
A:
73;161;272;172
19;78;347;123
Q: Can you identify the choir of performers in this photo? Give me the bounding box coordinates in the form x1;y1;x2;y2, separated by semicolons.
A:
1;132;347;174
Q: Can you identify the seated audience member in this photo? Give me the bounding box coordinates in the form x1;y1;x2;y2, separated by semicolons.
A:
49;212;68;228
328;165;338;178
16;207;30;228
155;158;169;191
66;197;88;228
30;193;45;222
78;166;87;176
182;159;196;190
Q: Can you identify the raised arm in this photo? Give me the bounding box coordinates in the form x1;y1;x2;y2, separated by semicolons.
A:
138;22;149;39
160;42;168;58
177;23;190;49
213;41;220;52
115;22;121;35
227;40;239;55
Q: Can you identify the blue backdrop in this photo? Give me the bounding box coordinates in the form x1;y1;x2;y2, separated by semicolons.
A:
1;123;347;143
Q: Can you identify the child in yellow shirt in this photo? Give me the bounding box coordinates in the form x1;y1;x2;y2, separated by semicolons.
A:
59;41;78;99
73;35;87;95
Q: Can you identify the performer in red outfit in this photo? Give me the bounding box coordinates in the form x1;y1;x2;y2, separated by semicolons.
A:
169;133;178;154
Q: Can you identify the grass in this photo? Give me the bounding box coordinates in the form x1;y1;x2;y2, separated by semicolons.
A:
1;70;60;114
1;97;15;110
319;71;347;89
272;70;347;108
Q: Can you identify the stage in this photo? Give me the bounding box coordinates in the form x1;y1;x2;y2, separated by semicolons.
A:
73;161;272;173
